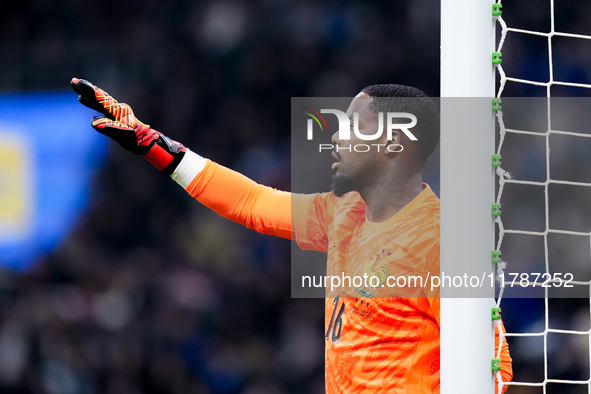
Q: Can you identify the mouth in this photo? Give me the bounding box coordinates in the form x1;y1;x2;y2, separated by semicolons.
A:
331;150;341;170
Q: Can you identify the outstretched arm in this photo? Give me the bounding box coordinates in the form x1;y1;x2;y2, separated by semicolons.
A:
72;78;293;239
173;153;292;239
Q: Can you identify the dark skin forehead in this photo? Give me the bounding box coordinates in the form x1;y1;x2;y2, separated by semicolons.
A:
345;92;376;126
345;92;388;141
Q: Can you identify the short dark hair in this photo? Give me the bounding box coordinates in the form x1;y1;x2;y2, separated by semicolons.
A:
361;84;439;161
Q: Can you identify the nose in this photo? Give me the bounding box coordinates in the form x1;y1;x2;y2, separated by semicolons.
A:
331;130;340;145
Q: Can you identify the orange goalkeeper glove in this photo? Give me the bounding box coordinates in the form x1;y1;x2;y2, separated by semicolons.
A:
71;77;186;174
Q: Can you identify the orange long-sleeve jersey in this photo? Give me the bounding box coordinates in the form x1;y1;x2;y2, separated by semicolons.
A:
294;183;441;393
183;158;512;393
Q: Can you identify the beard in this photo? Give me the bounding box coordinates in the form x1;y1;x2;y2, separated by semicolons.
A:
331;174;355;197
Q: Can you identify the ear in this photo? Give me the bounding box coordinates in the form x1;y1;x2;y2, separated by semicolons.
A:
384;131;404;156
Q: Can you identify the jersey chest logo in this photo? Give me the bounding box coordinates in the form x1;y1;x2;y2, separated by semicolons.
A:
355;252;390;298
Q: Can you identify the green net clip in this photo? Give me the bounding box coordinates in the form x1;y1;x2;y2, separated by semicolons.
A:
492;154;502;167
492;250;502;263
492;3;503;16
492;52;503;65
492;203;502;216
492;98;502;111
492;307;502;320
492;358;501;371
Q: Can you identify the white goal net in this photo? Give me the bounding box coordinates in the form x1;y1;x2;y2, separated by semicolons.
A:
494;0;591;393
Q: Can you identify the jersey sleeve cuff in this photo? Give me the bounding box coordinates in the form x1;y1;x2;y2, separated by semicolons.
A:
170;149;207;189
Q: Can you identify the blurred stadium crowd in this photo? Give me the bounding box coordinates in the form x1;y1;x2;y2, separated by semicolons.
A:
0;0;591;393
0;1;439;393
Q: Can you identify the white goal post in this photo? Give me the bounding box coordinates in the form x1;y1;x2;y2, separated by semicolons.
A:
440;0;497;393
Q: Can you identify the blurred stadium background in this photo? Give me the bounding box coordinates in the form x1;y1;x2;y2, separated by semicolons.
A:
0;1;590;393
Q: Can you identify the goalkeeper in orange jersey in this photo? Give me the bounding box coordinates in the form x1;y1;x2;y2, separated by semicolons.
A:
71;77;512;393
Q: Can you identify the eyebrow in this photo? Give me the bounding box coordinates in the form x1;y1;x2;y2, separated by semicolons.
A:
348;115;357;127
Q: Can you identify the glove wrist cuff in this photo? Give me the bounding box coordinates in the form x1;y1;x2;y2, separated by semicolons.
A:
144;135;186;175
